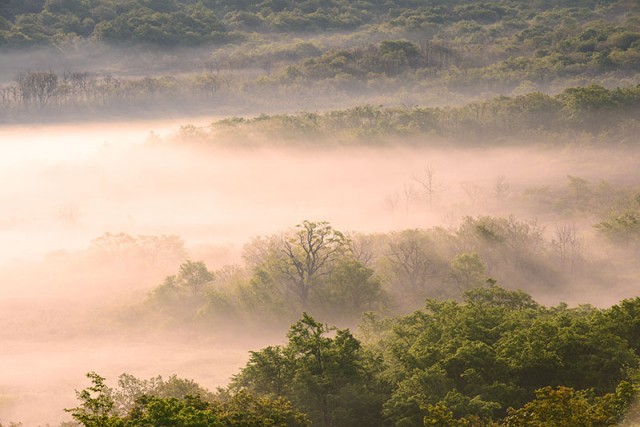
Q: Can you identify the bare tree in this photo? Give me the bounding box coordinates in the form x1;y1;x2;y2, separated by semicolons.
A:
494;174;510;205
386;230;437;295
280;221;349;308
348;233;376;267
413;164;442;210
17;70;59;108
383;190;400;215
403;182;418;216
460;181;484;207
0;87;10;106
552;223;583;271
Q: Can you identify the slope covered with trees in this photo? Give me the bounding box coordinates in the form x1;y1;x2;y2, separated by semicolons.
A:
1;0;639;122
66;287;640;426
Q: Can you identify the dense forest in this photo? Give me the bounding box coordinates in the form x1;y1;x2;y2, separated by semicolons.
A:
2;0;640;426
1;0;640;121
62;287;640;426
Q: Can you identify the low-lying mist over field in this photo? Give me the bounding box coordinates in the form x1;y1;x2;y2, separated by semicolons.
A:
1;117;640;425
2;119;639;268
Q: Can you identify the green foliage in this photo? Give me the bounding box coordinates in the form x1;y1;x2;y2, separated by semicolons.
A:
502;382;635;427
92;5;231;46
138;221;392;328
229;288;640;426
233;313;387;426
309;258;386;323
280;220;350;308
0;0;638;96
463;284;538;310
188;85;640;145
151;259;215;300
134;211;637;330
601;297;640;356
447;253;488;293
145;259;222;325
65;372;122;427
67;372;310;427
456;216;549;286
111;373;214;414
594;210;640;246
243;220;390;320
0;0;630;129
124;392;309;426
378;286;637;425
68;285;640;426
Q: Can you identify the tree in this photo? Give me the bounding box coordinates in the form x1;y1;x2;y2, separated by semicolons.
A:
602;297;640;355
446;252;487;295
594;210;640;247
315;258;386;322
90;232;187;270
17;70;58;108
172;260;215;294
551;223;583;271
65;372;121;427
413;164;442;210
494;175;510;206
146;260;218;324
456;216;547;283
502;383;635;427
385;229;444;301
155;260;215;296
279;221;350;309
67;372;310;427
232;313;386;426
111;373;214;415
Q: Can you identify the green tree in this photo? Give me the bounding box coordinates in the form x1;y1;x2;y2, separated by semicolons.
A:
155;260;214;296
251;221;350;310
594;210;640;246
232;313;386;426
446;253;487;295
314;258;386;322
65;372;122;427
67;372;310;427
502;382;635;427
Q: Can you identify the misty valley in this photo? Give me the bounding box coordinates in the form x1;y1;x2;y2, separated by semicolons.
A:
2;0;640;426
2;119;640;426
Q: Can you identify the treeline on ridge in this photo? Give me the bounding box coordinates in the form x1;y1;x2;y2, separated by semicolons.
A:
1;0;639;54
4;67;639;139
180;84;640;144
1;0;639;122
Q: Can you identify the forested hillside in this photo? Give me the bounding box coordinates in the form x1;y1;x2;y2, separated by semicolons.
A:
1;0;639;121
65;288;640;426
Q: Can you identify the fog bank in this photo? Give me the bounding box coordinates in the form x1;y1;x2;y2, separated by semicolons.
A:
2;119;640;425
